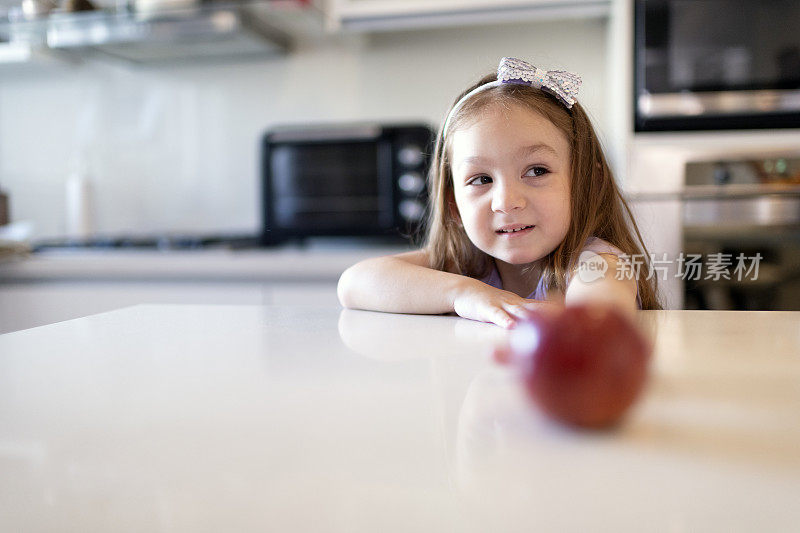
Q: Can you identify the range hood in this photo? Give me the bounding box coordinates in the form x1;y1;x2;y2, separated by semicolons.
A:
1;1;320;65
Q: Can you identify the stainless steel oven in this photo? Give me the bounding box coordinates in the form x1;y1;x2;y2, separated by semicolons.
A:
682;157;800;310
635;0;800;131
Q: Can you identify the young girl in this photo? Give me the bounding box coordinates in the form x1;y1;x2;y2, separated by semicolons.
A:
338;57;661;328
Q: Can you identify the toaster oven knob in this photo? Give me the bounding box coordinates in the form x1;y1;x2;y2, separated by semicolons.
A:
399;199;425;222
398;145;424;167
398;172;425;194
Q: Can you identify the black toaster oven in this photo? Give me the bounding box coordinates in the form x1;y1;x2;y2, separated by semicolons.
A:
260;123;435;245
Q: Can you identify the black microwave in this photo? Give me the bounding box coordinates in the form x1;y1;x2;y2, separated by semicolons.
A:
260;123;435;245
635;0;800;131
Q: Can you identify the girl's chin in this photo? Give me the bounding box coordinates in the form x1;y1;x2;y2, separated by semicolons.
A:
476;238;550;265
494;252;544;265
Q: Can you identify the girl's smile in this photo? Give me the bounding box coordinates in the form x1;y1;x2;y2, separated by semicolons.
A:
496;224;535;236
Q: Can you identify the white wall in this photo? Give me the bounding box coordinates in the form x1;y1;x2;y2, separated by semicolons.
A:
0;18;608;239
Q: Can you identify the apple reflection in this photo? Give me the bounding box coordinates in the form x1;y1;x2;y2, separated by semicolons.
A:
452;363;677;532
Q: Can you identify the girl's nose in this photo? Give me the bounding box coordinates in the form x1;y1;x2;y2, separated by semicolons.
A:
491;181;526;213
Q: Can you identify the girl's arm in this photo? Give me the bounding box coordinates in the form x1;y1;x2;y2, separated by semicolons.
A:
337;249;543;328
337;249;467;314
564;253;638;316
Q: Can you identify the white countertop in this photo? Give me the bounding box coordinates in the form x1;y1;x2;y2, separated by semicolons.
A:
0;245;409;282
1;305;799;532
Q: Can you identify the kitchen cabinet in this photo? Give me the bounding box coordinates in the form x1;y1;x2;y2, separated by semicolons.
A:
327;0;610;31
0;280;340;334
0;0;609;68
0;246;404;333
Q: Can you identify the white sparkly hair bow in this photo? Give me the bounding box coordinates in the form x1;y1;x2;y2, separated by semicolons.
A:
496;57;581;108
442;57;582;135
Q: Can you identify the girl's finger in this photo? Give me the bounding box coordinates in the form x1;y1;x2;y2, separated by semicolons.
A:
493;308;515;329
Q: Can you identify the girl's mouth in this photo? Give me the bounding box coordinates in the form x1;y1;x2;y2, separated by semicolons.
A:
496;224;535;236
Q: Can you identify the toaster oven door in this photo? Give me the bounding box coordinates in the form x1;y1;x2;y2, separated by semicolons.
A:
263;138;394;242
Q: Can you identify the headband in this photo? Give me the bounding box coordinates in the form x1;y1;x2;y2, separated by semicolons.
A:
442;57;582;136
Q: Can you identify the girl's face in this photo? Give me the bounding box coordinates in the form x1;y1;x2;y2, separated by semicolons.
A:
449;102;572;266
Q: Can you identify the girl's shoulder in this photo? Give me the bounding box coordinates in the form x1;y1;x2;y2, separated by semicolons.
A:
580;236;626;257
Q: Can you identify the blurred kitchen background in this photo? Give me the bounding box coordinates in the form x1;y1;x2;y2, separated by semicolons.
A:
1;0;799;333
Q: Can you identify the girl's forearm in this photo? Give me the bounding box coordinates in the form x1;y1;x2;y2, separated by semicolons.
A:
337;257;477;314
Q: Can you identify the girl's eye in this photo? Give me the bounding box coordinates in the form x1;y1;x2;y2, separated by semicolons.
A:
525;166;549;177
467;175;492;186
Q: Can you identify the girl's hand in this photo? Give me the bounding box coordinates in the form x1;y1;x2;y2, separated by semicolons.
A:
452;282;558;329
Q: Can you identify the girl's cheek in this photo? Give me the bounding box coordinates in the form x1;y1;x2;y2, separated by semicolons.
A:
461;187;483;199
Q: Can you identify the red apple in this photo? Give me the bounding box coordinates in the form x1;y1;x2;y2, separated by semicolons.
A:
501;304;652;429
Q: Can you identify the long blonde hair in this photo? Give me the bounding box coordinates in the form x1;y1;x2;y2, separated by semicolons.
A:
420;73;662;310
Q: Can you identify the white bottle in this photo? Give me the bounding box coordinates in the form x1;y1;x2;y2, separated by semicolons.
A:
65;157;94;240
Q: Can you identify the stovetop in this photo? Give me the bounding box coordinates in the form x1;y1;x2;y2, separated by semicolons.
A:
31;234;262;252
